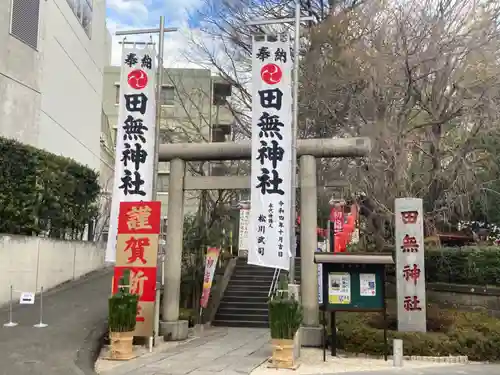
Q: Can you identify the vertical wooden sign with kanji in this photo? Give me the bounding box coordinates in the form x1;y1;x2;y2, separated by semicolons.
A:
395;198;427;333
113;201;161;337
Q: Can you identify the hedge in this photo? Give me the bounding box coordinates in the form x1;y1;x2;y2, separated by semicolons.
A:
386;246;500;286
0;137;100;239
333;303;500;361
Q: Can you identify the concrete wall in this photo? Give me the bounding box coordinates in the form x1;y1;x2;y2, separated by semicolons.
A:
0;235;106;306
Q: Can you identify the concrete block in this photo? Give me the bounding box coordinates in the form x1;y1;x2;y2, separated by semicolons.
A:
160;320;189;341
300;325;322;347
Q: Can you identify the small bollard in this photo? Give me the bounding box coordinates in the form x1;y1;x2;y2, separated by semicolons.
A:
393;339;403;367
33;286;48;328
3;285;18;327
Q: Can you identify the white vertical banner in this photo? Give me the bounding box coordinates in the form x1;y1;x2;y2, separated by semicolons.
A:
238;207;250;251
316;246;324;304
105;46;157;262
248;36;292;270
395;198;427;332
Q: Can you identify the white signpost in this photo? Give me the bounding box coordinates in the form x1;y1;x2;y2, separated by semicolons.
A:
19;292;35;304
395;198;427;332
105;46;157;262
248;36;293;271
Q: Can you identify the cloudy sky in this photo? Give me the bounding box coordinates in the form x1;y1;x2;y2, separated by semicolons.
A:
106;0;208;68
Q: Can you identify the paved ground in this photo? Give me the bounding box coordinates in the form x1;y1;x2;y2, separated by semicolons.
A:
0;267;113;375
98;327;271;375
97;326;500;375
327;364;500;375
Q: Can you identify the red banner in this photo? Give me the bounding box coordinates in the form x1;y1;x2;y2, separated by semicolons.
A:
113;201;161;337
200;247;220;309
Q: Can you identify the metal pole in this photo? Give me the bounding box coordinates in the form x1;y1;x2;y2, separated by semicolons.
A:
153;16;166;346
152;15;165;200
4;285;17;327
289;0;301;282
34;286;48;328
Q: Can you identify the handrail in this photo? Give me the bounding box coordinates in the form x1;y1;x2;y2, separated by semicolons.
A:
274;269;280;296
268;268;279;297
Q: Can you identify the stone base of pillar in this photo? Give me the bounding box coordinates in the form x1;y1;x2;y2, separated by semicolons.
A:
300;325;323;347
159;320;189;341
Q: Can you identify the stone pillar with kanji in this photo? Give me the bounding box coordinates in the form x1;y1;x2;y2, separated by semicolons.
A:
395;198;427;332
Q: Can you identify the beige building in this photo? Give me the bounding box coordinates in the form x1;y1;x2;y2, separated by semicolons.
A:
101;67;234;226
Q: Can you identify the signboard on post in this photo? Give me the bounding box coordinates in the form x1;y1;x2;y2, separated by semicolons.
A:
106;46;157;263
112;201;161;337
200;247;220;309
315;252;394;359
248;36;292;271
395;198;427;332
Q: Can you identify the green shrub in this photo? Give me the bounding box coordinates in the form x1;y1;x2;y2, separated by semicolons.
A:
108;270;139;333
269;274;303;340
333;303;500;361
386;246;500;286
0;137;99;238
269;297;303;340
425;247;500;285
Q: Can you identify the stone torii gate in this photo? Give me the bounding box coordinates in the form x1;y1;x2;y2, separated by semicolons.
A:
157;137;371;344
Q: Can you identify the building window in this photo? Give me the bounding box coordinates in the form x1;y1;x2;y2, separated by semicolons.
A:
161;86;175;106
115;84;120;104
65;0;92;37
10;0;40;49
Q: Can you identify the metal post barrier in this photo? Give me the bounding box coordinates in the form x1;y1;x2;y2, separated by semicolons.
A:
33;286;48;328
393;339;403;367
3;285;18;327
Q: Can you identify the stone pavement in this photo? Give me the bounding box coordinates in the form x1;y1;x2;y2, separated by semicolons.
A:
0;267;113;375
97;326;500;375
325;363;500;375
99;327;271;375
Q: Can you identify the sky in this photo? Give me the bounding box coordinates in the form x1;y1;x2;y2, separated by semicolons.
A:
106;0;208;68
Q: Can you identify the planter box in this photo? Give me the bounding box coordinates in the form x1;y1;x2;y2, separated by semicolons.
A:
108;331;136;361
270;329;301;369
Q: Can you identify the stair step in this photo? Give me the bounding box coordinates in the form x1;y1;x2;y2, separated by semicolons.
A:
226;284;270;291
233;270;275;276
221;296;268;305
215;313;268;322
229;279;271;286
232;275;274;281
224;291;269;298
217;307;268;315
231;274;273;280
218;301;268;310
211;319;269;328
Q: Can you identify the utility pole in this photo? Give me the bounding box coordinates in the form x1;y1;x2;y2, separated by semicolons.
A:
115;18;178;347
247;2;314;283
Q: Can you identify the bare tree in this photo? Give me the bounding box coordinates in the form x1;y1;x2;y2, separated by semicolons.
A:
304;0;500;246
190;0;500;248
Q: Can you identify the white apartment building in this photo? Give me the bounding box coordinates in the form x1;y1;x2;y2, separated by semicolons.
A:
0;0;111;173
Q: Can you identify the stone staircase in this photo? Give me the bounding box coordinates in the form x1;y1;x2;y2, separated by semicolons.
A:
212;258;275;328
